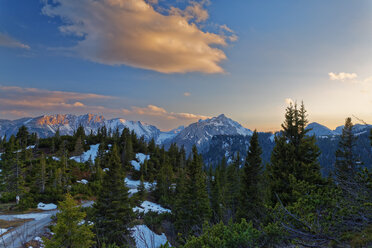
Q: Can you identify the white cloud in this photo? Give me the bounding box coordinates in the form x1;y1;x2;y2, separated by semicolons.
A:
285;98;294;105
328;72;358;81
0;33;30;49
42;0;236;74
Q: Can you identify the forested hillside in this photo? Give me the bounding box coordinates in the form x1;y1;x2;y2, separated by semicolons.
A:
0;103;371;247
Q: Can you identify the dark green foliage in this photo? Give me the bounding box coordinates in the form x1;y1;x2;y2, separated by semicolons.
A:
175;146;211;237
182;219;261;248
237;130;263;224
267;102;323;206
44;193;95;248
335;117;360;187
93;144;135;246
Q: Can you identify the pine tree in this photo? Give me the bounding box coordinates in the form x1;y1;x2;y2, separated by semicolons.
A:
267;102;323;206
334;117;359;188
237;130;263;223
137;174;147;202
74;136;84;162
155;157;174;206
16;125;29;149
210;169;223;224
38;153;47;193
175;146;211;237
94;144;134;246
44;193;95;248
225;153;241;222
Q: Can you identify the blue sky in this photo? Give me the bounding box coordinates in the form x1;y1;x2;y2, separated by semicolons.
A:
0;0;371;131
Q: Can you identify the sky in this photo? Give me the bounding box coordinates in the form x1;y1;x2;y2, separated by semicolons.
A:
0;0;371;131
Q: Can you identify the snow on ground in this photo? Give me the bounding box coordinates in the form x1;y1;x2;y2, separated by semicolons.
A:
51;156;60;161
0;212;53;221
133;201;171;214
125;177;155;196
37;202;57;210
77;179;88;184
125;178;154;190
129;189;139;195
131;160;141;171
131;153;150;171
16;145;35;153
131;225;169;248
70;144;100;163
136;153;150;164
0;228;7;235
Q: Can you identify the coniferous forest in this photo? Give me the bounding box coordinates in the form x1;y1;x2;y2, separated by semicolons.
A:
0;103;371;247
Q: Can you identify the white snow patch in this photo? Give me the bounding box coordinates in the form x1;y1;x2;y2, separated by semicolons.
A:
133;201;171;214
37;202;57;210
131;153;150;171
136;153;150;164
0;228;7;235
0;212;53;221
70;144;100;163
77;179;88;184
129;188;139;195
125;178;154;191
16;145;35;153
51;156;60;161
131;160;141;171
131;225;169;248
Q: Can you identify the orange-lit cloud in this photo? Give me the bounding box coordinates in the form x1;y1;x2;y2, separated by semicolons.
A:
42;0;235;74
127;104;209;120
0;33;30;49
0;86;208;130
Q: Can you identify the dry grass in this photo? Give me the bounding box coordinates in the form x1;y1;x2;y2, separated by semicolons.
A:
0;218;33;229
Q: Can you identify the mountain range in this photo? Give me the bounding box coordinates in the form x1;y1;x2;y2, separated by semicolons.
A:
1;113;371;173
0;113;253;153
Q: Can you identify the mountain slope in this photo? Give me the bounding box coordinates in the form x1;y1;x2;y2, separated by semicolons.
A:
0;114;162;140
166;114;253;153
306;122;335;136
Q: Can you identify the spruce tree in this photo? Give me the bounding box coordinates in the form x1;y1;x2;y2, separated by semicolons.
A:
175;146;211;237
267;102;323;206
334;117;359;188
225;153;241;222
44;193;95;248
94;144;134;246
237;130;263;223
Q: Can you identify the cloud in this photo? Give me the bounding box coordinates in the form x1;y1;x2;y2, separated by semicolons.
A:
0;86;112;111
127;104;209;121
184;92;191;97
0;33;30;49
0;86;208;130
285;98;294;105
328;72;358;81
41;0;235;74
170;1;210;23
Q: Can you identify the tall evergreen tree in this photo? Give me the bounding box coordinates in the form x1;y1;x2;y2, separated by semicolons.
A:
175;146;211;237
237;130;263;223
267;102;323;206
334;117;359;188
94;144;134;246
